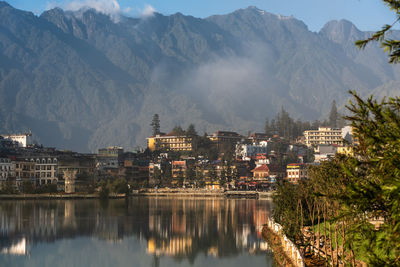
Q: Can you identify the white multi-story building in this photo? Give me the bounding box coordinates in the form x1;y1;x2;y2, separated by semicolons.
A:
304;127;343;148
236;141;269;160
1;133;32;148
31;156;58;185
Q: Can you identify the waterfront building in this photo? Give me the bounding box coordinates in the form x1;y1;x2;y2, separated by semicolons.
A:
172;161;186;182
0;157;14;189
13;157;36;188
29;156;58;185
251;164;270;182
304;127;343;148
96;146;124;169
149;162;162;186
57;153;96;192
286;163;309;184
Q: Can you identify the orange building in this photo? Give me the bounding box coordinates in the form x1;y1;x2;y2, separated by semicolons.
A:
251;164;270;182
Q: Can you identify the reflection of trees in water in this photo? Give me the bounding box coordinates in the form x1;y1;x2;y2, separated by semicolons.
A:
0;198;273;261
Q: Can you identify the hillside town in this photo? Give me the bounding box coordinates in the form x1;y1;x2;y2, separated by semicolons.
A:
0;120;357;195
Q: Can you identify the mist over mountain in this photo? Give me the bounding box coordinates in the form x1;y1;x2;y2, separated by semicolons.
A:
0;2;398;151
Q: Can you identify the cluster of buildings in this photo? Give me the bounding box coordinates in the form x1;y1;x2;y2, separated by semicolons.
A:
0;125;357;193
0;134;151;193
146;126;357;187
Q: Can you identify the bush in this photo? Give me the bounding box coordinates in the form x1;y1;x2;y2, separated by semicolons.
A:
22;181;34;194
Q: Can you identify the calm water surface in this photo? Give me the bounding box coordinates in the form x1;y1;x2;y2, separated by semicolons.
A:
0;197;275;267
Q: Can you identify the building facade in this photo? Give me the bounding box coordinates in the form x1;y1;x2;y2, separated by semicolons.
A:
236;141;269;160
208;131;243;151
286;163;309;184
1;133;32;148
0;157;14;189
31;156;58;185
304;127;343;148
147;134;192;152
14;158;36;188
251;165;270;182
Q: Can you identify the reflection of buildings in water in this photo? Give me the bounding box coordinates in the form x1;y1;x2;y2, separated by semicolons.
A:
147;236;192;257
146;198;272;258
0;202;59;239
1;237;29;255
253;208;270;238
0;198;273;261
32;206;57;237
63;201;76;228
95;214;120;242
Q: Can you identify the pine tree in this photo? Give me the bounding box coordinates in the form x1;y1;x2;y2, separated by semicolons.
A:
329;100;338;128
150;114;160;136
264;118;270;135
186;124;197;136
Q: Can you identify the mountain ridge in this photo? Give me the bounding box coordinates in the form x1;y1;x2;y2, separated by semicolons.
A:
0;2;398;151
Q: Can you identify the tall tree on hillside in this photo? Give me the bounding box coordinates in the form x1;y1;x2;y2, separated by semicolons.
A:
186;124;197;137
172;125;185;136
150;114;160;136
329;100;338;128
264;118;270;135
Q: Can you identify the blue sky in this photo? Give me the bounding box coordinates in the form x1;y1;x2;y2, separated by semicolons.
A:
6;0;397;32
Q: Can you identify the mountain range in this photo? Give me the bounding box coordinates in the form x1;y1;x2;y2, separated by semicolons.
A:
0;1;399;151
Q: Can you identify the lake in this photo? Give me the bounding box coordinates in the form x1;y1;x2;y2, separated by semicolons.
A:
0;197;275;267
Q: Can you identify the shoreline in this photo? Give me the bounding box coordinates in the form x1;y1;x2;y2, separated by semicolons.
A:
0;190;274;200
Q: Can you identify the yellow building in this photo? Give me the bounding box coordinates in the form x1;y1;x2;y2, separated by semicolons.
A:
337;146;354;156
147;133;192;152
304;127;343;148
286;163;309;184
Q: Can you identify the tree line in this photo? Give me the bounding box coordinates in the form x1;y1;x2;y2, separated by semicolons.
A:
272;92;400;266
264;101;346;141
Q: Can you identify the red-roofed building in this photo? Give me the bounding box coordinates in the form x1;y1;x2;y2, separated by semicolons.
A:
251;164;270;182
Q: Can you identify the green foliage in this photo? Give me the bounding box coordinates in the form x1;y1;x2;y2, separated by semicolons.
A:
356;0;400;63
22;181;34;194
273;92;400;265
172;125;185;136
35;184;58;194
150;114;161;136
185;166;196;182
341;91;400;265
111;178;129;194
329;100;338;128
266;107;317;140
98;180;109;199
272;181;302;239
186;124;197;137
0;181;16;194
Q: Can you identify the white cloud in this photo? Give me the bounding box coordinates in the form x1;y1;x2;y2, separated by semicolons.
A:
45;1;156;22
46;0;122;22
139;4;156;18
